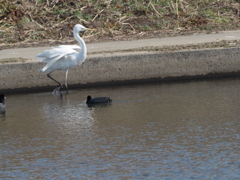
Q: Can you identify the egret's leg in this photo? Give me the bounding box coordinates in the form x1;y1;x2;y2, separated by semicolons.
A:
47;73;62;88
47;72;63;97
65;69;69;93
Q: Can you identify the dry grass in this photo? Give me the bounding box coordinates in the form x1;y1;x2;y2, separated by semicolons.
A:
0;0;239;47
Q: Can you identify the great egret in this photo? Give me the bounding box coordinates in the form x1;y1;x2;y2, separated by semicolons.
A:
0;94;6;114
36;24;93;94
86;95;112;105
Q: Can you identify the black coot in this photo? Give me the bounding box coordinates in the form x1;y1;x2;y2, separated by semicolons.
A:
0;94;6;114
86;95;112;105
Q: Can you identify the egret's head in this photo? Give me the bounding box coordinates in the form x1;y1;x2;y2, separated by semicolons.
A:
74;24;87;32
73;24;95;33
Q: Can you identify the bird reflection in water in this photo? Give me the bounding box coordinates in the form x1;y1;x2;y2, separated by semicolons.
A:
42;101;95;131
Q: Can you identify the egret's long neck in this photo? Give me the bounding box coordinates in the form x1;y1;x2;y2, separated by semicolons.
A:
74;30;87;58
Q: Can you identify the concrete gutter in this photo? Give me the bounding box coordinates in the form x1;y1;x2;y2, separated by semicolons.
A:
1;30;240;93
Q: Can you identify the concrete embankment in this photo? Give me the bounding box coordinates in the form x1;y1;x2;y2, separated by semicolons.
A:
1;30;240;93
0;47;240;93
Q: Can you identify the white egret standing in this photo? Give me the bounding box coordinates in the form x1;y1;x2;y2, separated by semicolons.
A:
36;24;93;95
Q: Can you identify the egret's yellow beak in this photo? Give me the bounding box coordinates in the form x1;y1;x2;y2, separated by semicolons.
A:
86;28;96;31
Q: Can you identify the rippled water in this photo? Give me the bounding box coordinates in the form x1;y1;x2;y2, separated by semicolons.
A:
0;78;240;179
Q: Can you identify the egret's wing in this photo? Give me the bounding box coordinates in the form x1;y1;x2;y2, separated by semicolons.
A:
36;45;79;62
36;50;61;62
40;53;66;72
58;45;81;50
36;45;78;73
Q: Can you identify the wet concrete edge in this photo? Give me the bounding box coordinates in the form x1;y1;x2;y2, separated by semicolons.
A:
1;47;240;93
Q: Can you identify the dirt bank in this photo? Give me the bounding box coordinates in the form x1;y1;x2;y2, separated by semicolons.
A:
1;0;240;50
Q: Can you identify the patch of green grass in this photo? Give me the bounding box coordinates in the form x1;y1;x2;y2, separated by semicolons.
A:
124;12;133;17
203;9;218;19
38;0;47;3
1;22;11;28
83;14;92;21
20;17;30;23
30;35;38;40
216;18;229;23
57;9;66;15
73;10;82;18
95;3;108;10
142;25;151;31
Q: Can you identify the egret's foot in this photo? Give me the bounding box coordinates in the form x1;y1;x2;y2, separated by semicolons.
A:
52;86;62;97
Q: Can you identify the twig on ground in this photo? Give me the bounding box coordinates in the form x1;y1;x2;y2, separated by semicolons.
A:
148;1;162;17
52;16;73;28
92;9;104;22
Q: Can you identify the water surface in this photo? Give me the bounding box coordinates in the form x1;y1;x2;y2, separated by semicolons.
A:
0;79;240;179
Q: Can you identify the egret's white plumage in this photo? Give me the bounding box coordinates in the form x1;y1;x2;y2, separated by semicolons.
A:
36;24;92;94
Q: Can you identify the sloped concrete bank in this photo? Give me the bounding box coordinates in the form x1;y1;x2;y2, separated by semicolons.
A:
0;47;240;93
